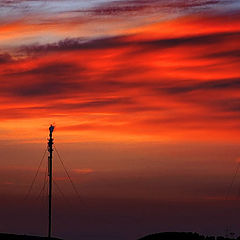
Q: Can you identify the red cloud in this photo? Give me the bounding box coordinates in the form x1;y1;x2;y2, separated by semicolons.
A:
0;11;240;142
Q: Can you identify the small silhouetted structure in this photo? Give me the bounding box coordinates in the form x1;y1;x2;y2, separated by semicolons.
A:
48;125;54;238
138;232;238;240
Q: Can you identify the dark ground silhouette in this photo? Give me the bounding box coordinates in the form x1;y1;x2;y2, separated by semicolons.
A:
1;231;239;240
138;232;239;240
0;233;62;240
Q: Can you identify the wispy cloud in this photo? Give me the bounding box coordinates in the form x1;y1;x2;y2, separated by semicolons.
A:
0;2;240;142
72;168;95;174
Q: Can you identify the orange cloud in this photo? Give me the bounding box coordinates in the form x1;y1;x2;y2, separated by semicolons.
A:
72;169;94;174
0;11;240;143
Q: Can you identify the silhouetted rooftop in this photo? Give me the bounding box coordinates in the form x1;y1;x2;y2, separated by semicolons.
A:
138;232;238;240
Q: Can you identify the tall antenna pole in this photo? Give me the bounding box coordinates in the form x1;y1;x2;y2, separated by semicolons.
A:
48;125;54;238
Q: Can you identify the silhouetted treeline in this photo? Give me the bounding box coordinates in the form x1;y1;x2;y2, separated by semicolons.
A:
138;232;240;240
0;233;62;240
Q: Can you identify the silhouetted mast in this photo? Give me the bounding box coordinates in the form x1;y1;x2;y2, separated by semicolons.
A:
48;125;54;238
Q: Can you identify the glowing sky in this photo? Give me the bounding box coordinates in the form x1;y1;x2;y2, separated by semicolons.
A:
0;1;240;240
0;0;240;143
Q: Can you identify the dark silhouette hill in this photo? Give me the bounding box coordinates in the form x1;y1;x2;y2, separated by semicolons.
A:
0;233;62;240
138;232;238;240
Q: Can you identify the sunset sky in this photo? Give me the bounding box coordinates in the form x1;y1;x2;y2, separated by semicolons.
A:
0;1;240;240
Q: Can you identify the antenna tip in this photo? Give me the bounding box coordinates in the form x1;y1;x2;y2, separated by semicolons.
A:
49;124;55;133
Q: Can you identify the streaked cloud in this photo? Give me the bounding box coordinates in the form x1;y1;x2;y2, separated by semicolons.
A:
72;168;95;174
0;1;239;143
